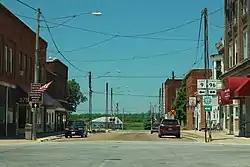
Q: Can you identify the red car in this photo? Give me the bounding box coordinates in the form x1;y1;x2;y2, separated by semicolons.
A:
158;119;180;138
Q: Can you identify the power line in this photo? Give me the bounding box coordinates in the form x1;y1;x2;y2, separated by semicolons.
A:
182;12;204;77
82;90;158;98
67;45;203;63
15;14;202;43
14;7;222;38
16;0;37;11
93;91;158;98
70;75;184;79
47;35;118;53
41;13;87;73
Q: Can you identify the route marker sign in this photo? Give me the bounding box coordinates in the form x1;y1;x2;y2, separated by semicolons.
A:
197;79;217;96
203;96;212;112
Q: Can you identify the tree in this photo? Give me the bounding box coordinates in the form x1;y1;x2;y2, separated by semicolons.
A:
67;79;87;111
172;79;186;124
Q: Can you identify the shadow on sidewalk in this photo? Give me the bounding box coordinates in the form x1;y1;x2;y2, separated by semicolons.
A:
0;131;63;140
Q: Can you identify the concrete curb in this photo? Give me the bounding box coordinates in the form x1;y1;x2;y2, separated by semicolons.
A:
38;135;64;142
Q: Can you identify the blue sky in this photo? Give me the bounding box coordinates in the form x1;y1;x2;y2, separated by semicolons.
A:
2;0;224;113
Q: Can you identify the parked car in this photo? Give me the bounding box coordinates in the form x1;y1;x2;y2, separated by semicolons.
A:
151;123;160;134
64;120;88;138
158;119;180;138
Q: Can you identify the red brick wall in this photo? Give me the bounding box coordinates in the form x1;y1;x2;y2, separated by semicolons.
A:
46;59;68;100
164;79;182;113
0;4;47;86
185;69;212;130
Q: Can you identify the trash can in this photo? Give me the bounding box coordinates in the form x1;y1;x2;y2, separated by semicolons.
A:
25;123;32;140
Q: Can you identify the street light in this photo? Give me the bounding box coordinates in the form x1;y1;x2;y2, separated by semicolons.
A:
91;11;102;16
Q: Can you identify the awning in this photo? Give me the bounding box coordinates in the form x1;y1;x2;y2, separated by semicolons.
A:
218;89;233;105
234;78;250;97
57;99;75;112
224;77;249;100
17;84;62;108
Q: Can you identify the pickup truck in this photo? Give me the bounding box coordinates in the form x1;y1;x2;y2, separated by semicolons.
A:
158;119;180;138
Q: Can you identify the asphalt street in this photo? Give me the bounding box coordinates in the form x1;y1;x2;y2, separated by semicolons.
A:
53;131;193;142
1;141;250;166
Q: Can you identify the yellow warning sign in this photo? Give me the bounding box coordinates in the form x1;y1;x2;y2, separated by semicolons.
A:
169;109;176;116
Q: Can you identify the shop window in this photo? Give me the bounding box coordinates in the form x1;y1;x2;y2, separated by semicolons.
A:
0;106;5;123
7;108;13;123
235;106;239;118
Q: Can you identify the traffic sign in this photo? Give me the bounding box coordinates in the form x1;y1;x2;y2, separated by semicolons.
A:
197;79;218;96
31;103;40;109
197;89;207;96
208;90;217;96
204;105;212;112
197;79;206;89
203;96;212;106
31;83;42;92
207;80;217;89
28;92;43;103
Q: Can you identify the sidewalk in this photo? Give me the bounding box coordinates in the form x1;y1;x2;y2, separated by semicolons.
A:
0;132;64;144
182;130;250;144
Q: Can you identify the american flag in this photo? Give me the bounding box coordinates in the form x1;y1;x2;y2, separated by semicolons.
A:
38;81;53;92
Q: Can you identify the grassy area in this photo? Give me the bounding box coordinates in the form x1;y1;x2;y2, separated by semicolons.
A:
123;122;144;130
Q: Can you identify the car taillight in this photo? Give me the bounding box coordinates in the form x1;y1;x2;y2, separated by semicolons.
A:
65;128;69;130
78;128;83;130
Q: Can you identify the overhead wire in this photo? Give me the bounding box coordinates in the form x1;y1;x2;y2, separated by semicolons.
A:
14;7;222;38
41;13;88;73
69;75;184;79
68;45;204;63
183;12;204;76
93;91;158;98
16;0;37;11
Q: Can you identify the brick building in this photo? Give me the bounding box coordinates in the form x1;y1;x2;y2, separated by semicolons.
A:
45;57;73;132
185;69;212;130
220;0;250;137
0;4;70;137
164;72;182;114
0;4;48;137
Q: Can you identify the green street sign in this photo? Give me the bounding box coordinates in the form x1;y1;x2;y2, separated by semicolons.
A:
204;105;212;112
203;96;212;106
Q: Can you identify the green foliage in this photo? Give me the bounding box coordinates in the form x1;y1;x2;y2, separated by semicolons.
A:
172;80;186;123
67;79;87;111
68;113;149;130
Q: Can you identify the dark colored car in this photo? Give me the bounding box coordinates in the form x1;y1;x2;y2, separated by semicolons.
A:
64;120;88;138
158;119;180;138
151;123;160;134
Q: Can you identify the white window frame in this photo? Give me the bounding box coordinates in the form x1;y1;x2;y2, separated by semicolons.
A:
23;54;26;71
4;46;8;72
243;28;248;59
234;38;238;65
9;48;13;73
229;43;233;68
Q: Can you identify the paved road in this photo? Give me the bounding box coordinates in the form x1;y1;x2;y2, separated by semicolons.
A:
1;141;250;166
53;131;193;142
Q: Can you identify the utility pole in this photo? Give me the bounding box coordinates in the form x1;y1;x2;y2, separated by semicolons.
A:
159;88;161;117
105;82;109;130
88;71;92;130
122;108;124;130
110;88;113;115
32;8;41;140
150;102;152;130
204;8;211;142
110;88;113;129
161;83;164;118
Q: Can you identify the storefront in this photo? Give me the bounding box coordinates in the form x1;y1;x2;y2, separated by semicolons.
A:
221;77;250;137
